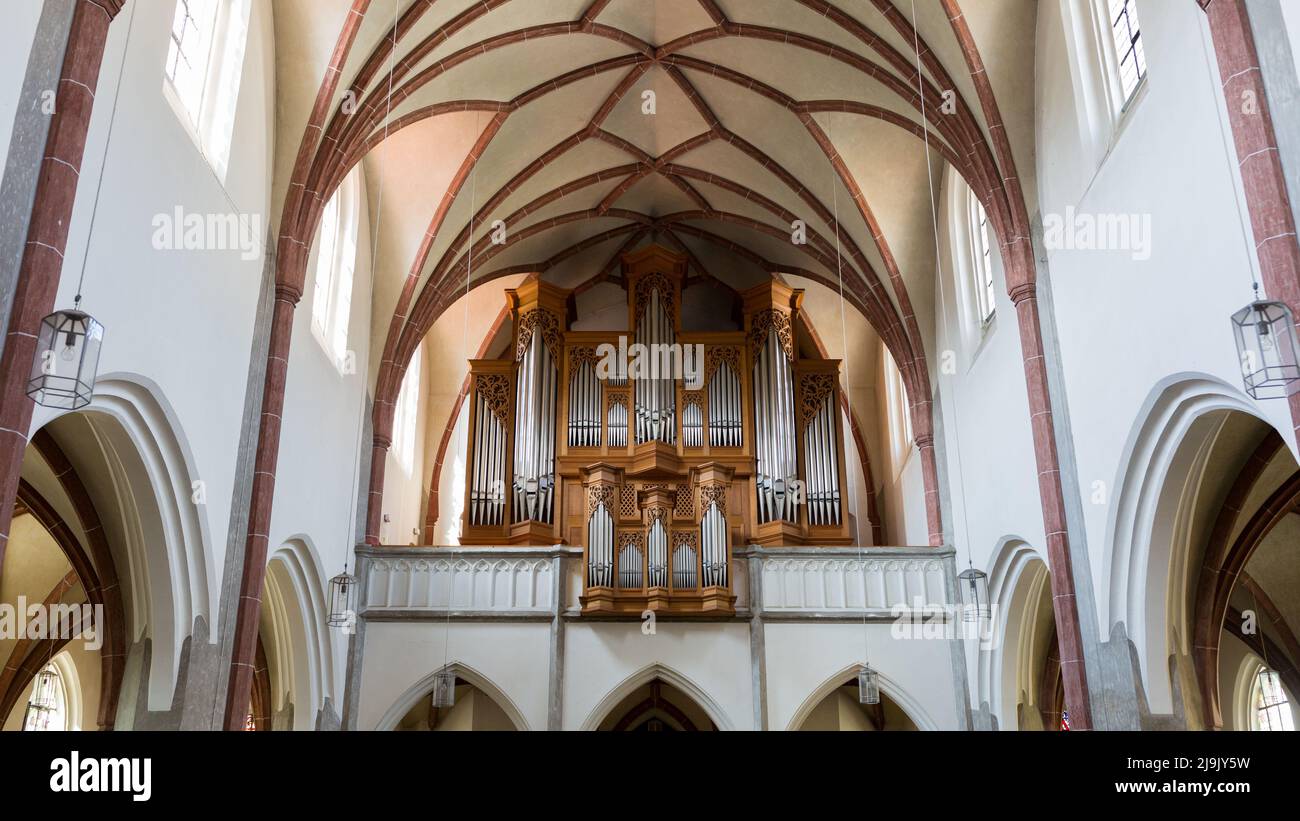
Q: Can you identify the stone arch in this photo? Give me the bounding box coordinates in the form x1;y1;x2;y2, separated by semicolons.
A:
785;662;936;732
374;661;529;732
260;536;339;730
33;373;214;712
1103;373;1287;715
976;537;1048;730
581;662;734;732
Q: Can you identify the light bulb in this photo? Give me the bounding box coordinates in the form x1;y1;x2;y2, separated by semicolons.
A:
59;344;76;363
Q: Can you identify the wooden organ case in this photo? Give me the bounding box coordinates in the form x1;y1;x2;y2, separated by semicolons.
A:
461;246;852;616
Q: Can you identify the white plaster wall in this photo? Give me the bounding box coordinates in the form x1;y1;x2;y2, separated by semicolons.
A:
26;0;277;702
358;621;551;731
764;622;959;731
1034;1;1299;644
563;622;753;730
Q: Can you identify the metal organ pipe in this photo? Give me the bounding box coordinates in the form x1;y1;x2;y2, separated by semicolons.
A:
708;361;741;447
647;518;667;587
618;540;642;590
635;287;675;445
470;393;506;526
513;330;557;524
701;502;727;587
587;503;613;587
802;391;843;527
752;328;798;525
569;360;600;447
608;399;627;448
672;542;697;590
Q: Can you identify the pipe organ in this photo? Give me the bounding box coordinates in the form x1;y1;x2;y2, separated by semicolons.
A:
460;246;853;615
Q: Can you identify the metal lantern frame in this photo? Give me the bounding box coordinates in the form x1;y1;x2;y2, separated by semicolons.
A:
327;565;357;628
26;307;105;411
1231;297;1300;400
958;566;991;624
22;665;61;731
432;667;457;709
857;664;880;705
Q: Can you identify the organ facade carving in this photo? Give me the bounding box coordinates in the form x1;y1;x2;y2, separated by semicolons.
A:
461;246;851;615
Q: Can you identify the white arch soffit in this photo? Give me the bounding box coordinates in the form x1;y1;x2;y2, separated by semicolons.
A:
269;536;337;722
1231;652;1264;732
580;663;735;732
784;662;938;732
33;373;214;707
374;661;530;731
977;537;1044;726
1103;374;1273;708
261;564;297;716
50;651;84;732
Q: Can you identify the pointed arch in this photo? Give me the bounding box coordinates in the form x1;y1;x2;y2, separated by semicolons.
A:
580;662;734;731
32;373;214;712
374;661;529;731
784;662;937;732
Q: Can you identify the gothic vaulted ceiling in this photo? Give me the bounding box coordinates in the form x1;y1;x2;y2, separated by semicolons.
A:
269;0;1039;391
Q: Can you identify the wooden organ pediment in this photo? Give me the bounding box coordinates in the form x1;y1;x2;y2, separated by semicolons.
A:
461;246;853;615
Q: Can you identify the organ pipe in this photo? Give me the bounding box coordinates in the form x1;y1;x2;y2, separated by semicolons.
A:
468;385;507;527
708;360;742;448
672;542;697;590
753;327;798;525
618;537;643;590
513;326;557;524
683;399;703;448
634;287;676;445
701;502;728;587
607;398;627;448
587;503;614;587
568;358;601;447
802;390;842;526
647;518;668;587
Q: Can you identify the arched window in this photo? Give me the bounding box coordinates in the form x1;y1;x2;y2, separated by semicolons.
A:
883;349;912;473
1106;0;1147;104
967;191;996;327
164;0;251;179
311;169;361;371
393;346;422;471
1250;669;1295;731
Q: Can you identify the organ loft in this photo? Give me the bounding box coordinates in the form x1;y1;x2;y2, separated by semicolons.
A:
460;246;853;615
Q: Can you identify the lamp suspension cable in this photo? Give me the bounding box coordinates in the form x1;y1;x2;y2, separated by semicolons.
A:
825;119;873;684
903;1;990;627
907;0;980;579
71;0;138;311
440;108;484;705
333;0;401;630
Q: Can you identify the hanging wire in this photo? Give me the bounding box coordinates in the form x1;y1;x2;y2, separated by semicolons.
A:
71;1;139;309
823;118;873;677
907;0;980;585
338;0;401;611
441;111;483;691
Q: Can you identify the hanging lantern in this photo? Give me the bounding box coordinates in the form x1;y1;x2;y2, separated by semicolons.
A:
432;667;456;708
22;665;60;731
26;307;104;410
1231;295;1300;400
857;664;880;705
326;565;356;628
958;567;991;624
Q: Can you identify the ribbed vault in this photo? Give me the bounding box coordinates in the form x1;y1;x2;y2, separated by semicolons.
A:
267;0;1041;550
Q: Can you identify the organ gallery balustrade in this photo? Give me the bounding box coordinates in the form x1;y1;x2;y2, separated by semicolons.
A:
459;245;853;616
